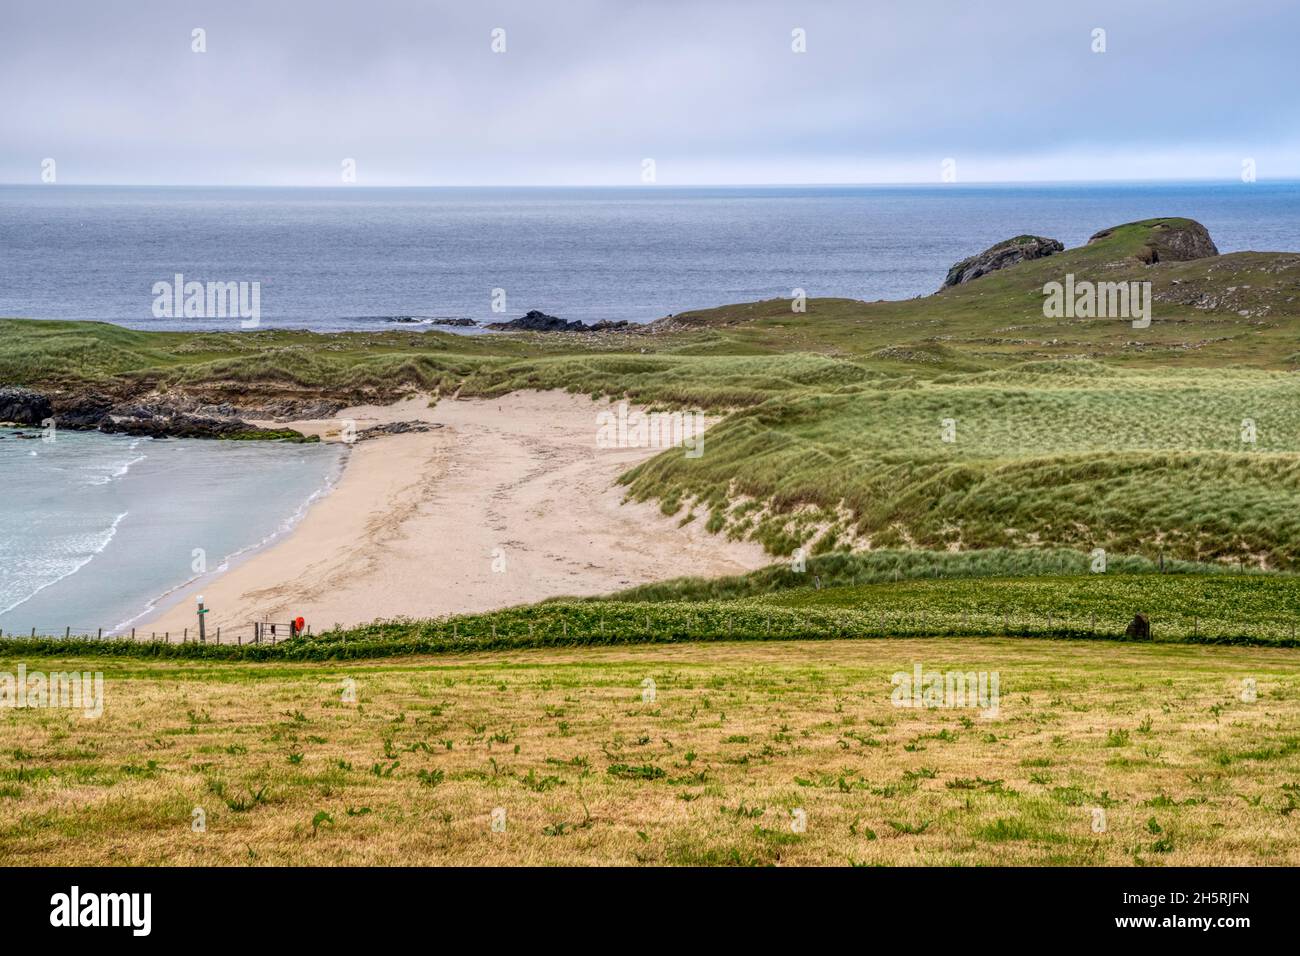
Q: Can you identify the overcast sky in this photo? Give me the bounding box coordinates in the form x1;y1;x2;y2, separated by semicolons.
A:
2;0;1297;186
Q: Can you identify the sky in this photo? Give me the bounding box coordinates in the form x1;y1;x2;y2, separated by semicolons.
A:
2;0;1297;186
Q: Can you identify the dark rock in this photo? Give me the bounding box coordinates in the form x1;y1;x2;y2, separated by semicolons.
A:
1088;218;1218;264
51;392;116;430
99;405;269;440
941;235;1064;289
96;408;306;444
0;387;53;426
1125;613;1151;641
486;310;631;333
387;316;477;327
356;420;443;441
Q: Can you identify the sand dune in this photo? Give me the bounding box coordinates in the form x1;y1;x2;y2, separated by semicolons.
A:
140;391;768;636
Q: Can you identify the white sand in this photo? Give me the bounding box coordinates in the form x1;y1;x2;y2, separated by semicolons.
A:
140;391;767;635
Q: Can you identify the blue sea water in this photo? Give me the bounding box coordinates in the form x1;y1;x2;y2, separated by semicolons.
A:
1;182;1299;330
0;427;344;635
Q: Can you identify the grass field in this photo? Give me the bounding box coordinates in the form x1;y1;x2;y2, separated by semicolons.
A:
1;638;1297;866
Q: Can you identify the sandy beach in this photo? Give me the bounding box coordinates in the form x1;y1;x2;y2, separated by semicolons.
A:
140;391;768;636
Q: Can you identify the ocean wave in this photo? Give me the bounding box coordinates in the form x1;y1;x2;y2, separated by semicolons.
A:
87;453;147;485
0;511;129;617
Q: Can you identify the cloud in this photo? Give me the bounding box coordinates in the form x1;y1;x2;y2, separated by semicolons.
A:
3;0;1297;184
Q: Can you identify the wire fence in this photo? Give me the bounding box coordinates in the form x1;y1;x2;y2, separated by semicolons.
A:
0;622;310;645
0;607;1296;650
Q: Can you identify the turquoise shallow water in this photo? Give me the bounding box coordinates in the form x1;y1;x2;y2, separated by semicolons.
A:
0;427;345;635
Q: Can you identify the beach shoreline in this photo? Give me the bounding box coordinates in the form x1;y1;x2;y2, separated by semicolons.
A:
138;390;769;637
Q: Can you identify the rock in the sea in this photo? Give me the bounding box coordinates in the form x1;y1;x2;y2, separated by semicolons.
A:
1124;612;1151;641
940;235;1064;289
388;316;477;327
486;309;630;333
1088;218;1219;264
0;387;53;426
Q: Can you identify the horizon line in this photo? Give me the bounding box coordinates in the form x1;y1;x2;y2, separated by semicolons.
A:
2;176;1294;190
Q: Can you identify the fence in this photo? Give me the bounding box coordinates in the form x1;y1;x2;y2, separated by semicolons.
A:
0;622;311;645
0;606;1295;650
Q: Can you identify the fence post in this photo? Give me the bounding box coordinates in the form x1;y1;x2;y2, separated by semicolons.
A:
65;626;70;638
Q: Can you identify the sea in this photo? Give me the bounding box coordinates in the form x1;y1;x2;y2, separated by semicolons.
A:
1;181;1298;632
2;182;1299;329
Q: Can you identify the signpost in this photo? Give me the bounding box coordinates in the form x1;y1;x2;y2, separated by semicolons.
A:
197;595;208;644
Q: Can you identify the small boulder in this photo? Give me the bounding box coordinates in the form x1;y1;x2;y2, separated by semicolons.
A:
1125;613;1151;641
940;235;1064;289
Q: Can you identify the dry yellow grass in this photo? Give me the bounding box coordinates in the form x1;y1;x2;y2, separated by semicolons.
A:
1;637;1297;866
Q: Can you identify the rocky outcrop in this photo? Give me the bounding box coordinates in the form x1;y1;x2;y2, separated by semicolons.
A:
486;309;631;333
98;404;298;440
51;392;116;429
940;235;1064;289
0;387;53;426
1125;613;1151;641
1089;218;1218;264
